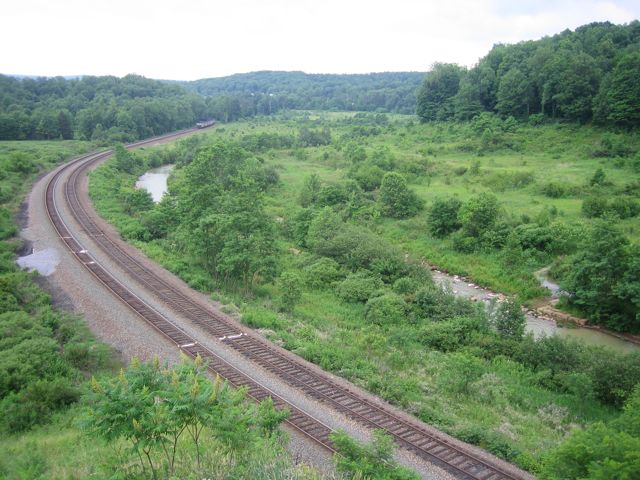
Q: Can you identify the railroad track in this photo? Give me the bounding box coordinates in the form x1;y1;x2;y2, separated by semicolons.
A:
44;129;531;480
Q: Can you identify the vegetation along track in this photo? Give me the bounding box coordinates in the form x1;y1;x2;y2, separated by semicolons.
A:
45;130;530;480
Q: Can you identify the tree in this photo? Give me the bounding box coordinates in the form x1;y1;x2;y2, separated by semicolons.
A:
428;197;462;237
277;271;302;312
174;142;279;289
594;51;640;127
496;68;531;119
541;386;640;480
378;172;422;219
491;299;526;340
84;357;290;477
459;192;500;238
590;167;606;186
298;173;321;207
562;221;638;331
416;63;465;122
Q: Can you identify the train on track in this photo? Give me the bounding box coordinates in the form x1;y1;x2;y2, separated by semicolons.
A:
196;119;215;129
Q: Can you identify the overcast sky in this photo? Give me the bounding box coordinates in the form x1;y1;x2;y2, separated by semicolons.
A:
2;0;638;80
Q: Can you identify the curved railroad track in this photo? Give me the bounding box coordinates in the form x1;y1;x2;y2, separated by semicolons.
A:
44;129;532;480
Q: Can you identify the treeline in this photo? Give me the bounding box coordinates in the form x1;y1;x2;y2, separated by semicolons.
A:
180;71;425;116
417;21;640;126
0;74;210;142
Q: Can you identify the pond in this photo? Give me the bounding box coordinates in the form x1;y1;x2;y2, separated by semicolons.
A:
135;164;174;203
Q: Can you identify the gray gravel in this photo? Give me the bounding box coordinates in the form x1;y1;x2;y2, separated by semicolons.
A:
20;144;531;480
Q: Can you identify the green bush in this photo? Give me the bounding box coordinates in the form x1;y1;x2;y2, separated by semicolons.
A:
331;430;420;480
428;197;462;237
0;378;79;433
581;195;609;218
419;317;485;352
413;286;480;322
364;293;407;324
335;271;384;303
302;257;344;289
277;271;302;312
378;172;423;218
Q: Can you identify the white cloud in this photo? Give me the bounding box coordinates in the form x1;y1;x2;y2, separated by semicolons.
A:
1;0;638;79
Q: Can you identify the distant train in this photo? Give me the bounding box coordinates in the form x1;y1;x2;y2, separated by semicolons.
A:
196;119;215;129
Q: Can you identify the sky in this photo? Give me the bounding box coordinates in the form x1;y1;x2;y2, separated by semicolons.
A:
2;0;639;80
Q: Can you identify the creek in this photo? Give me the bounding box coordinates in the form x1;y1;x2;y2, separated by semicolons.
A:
431;269;639;353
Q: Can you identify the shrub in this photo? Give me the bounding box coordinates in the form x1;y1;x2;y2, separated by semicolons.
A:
413;286;480;322
490;299;526;340
582;195;608;218
392;276;422;295
302;257;344;289
459;192;500;238
610;196;640;219
364;293;407;324
541;182;563;198
419;317;485;352
331;430;420;480
277;272;302;312
350;162;385;191
378;172;423;219
335;271;384;303
428;197;462;237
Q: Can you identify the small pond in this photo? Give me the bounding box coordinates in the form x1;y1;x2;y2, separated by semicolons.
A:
136;164;174;203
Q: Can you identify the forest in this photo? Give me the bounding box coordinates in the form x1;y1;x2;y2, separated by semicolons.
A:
416;21;640;126
180;71;425;115
0;71;424;143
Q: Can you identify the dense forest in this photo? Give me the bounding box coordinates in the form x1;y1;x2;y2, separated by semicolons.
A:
0;71;424;142
0;74;209;142
417;21;640;125
180;71;425;116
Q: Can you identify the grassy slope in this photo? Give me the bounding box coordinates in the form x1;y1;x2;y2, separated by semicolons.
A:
87;115;640;472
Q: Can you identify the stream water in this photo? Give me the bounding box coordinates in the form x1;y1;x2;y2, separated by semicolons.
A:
135;164;174;203
431;269;638;353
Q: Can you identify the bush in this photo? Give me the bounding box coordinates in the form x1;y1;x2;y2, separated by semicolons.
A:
306;209;406;277
335;271;384;303
302;257;344;289
277;272;302;312
392;276;422;295
0;378;79;433
350;162;385;191
364;293;407;324
459;192;500;238
331;430;420;480
490;299;526;340
378;172;423;218
419;317;485;352
610;197;640;219
582;195;609;218
428;197;462;237
540;182;569;198
413;286;480;322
